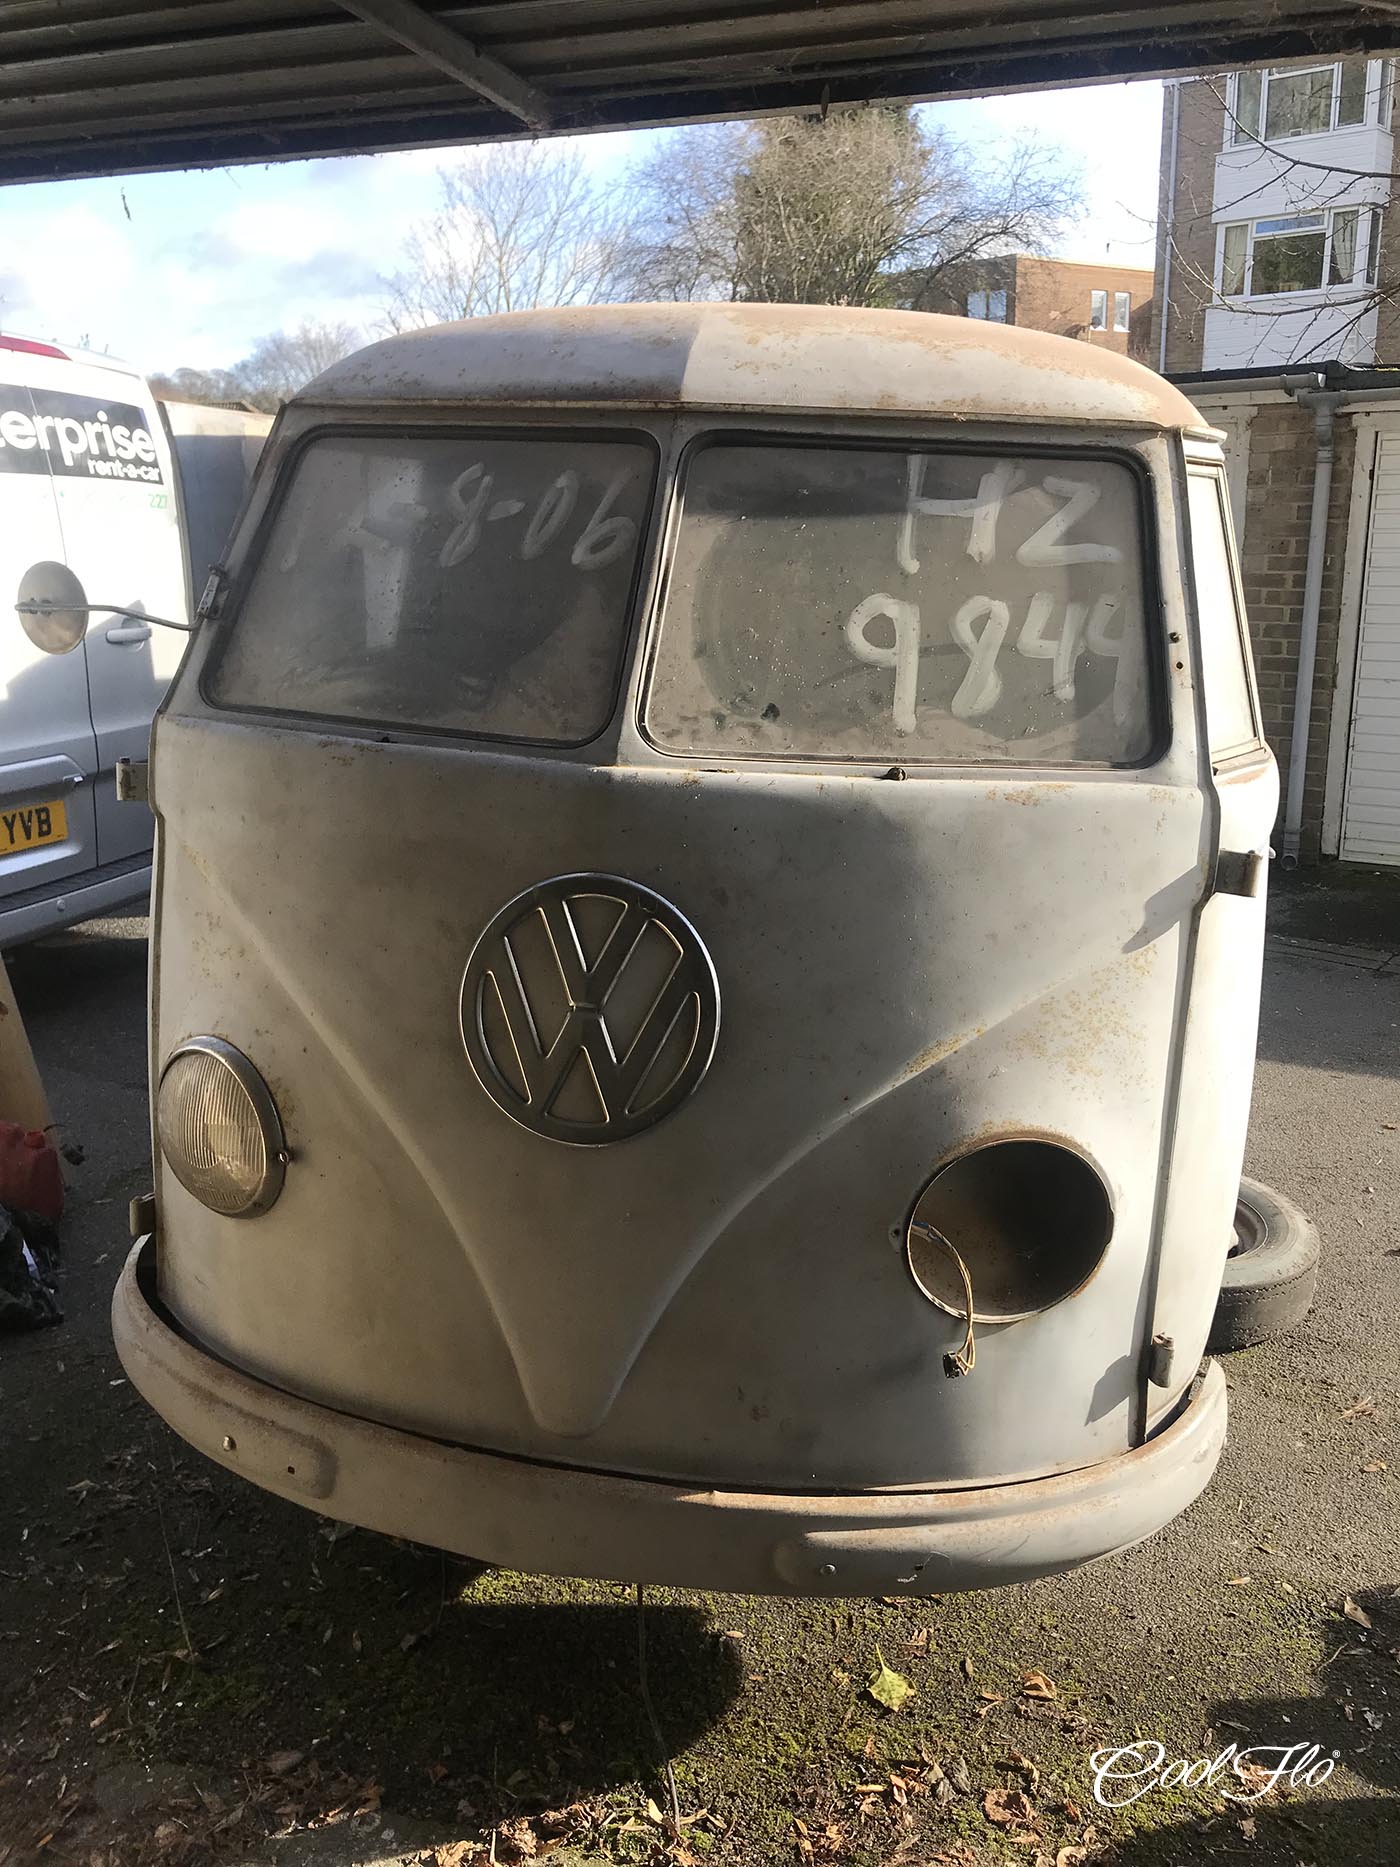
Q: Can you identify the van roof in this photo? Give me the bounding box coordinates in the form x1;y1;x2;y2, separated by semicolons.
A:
302;302;1203;432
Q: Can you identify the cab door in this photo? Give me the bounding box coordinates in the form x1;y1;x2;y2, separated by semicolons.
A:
0;362;100;910
23;353;189;867
1148;454;1278;1408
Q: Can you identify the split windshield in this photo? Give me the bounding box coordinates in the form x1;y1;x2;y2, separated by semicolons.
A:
209;431;654;744
645;441;1154;764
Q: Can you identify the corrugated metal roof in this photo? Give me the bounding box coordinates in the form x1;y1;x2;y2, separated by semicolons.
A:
300;301;1206;430
2;1;1399;185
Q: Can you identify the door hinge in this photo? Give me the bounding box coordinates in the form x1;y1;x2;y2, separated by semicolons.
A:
1213;849;1266;898
1147;1333;1175;1388
115;758;149;804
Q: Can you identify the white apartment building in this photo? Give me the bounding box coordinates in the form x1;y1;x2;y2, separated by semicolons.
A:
1158;56;1396;373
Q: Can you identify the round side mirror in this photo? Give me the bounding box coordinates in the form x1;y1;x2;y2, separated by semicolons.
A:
17;560;89;655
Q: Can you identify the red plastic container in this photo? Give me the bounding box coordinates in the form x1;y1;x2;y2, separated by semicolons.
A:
0;1122;63;1223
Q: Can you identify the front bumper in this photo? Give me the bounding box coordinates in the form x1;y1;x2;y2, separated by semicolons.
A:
113;1237;1227;1597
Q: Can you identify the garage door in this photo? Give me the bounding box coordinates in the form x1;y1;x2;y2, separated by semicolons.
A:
1342;428;1400;864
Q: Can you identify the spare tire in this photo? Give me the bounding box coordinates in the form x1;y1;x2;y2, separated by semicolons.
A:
1208;1177;1320;1353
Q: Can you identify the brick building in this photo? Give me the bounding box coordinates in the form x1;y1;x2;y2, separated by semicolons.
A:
897;254;1155;359
1152;55;1400;865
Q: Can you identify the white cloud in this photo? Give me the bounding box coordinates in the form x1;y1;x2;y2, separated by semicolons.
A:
0;86;1162;373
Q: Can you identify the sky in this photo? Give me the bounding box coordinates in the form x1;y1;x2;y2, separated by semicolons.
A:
0;81;1163;376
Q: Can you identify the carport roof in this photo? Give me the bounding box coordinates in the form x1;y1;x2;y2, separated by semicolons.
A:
4;1;1400;186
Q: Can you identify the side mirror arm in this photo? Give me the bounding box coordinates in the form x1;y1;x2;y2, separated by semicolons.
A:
15;599;193;634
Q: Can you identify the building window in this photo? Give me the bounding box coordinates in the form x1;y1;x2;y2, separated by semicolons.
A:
1216;206;1379;297
967;289;1007;321
1113;291;1131;331
1090;290;1108;329
1228;57;1377;144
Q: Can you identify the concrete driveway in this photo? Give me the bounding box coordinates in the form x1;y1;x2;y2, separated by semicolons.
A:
2;884;1398;1867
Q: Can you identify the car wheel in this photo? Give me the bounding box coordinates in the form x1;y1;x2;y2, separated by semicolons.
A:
1208;1176;1320;1353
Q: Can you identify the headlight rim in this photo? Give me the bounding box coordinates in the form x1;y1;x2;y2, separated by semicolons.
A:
157;1035;287;1219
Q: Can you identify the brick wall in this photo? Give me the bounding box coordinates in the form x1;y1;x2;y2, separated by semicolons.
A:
1011;257;1155;355
1151;78;1227;375
1236;401;1355;857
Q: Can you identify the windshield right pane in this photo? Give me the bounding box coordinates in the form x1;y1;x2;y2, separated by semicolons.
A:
645;441;1154;764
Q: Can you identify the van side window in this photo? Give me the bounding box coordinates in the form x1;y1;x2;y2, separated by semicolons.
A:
1186;469;1260;762
208;432;654;746
645;441;1154;765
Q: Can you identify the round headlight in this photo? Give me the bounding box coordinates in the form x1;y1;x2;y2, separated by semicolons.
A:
157;1038;287;1217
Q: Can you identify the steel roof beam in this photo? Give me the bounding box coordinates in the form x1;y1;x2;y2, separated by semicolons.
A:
337;0;552;129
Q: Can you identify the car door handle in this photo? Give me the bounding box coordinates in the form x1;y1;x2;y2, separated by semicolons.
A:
104;621;153;645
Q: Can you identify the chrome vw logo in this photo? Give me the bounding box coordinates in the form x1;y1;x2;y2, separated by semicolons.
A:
460;874;720;1145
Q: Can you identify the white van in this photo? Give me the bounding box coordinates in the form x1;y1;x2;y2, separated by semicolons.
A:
116;304;1284;1598
0;336;268;947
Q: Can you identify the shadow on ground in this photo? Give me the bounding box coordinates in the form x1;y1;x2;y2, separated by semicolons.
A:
1096;1590;1400;1865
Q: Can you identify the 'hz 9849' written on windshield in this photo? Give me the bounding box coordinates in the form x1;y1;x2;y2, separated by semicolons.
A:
646;443;1151;765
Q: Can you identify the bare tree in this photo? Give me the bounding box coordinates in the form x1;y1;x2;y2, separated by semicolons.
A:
384;142;633;328
621;106;1083;307
147;364;252;407
235;319;363;407
1160;62;1400;368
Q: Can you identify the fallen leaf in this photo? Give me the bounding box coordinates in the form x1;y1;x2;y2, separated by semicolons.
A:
908;1628;929;1650
263;1750;305;1777
1056;1850;1088;1866
88;1708;110;1730
975;1693;1005;1718
1226;1576;1253;1587
1363;1461;1388;1474
1001;1751;1041;1789
645;1798;665;1824
351;1629;362;1654
1345;1598;1374;1630
1342;1396;1377;1421
1364;1708;1384;1730
1239;1816;1257;1841
983;1786;1037;1828
947;1758;972;1795
867;1646;915;1711
961;1655;976;1680
1020;1671;1057;1700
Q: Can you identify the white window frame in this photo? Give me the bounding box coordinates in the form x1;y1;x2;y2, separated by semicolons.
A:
1215;206;1379;300
1113;291;1131;332
1227;58;1379;146
1089;289;1108;330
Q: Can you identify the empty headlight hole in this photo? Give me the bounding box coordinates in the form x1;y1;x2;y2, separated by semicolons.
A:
905;1138;1113;1323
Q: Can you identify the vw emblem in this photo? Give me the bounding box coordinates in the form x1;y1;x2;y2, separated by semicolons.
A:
460;874;720;1145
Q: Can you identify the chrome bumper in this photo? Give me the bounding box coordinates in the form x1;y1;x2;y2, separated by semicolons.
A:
113;1237;1227;1597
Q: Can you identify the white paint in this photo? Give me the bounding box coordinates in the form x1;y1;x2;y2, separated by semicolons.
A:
521;470;579;560
1016;478;1123;568
844;593;921;733
1202;298;1380;371
1340;424;1400;864
949;595;1011;719
440;462;492;568
571;470;638;571
897;456;1021;575
1017;593;1091;700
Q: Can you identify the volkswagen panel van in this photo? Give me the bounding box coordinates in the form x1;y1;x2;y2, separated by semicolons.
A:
113;304;1277;1597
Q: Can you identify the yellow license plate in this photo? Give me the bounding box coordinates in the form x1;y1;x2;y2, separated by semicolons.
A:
0;797;68;858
